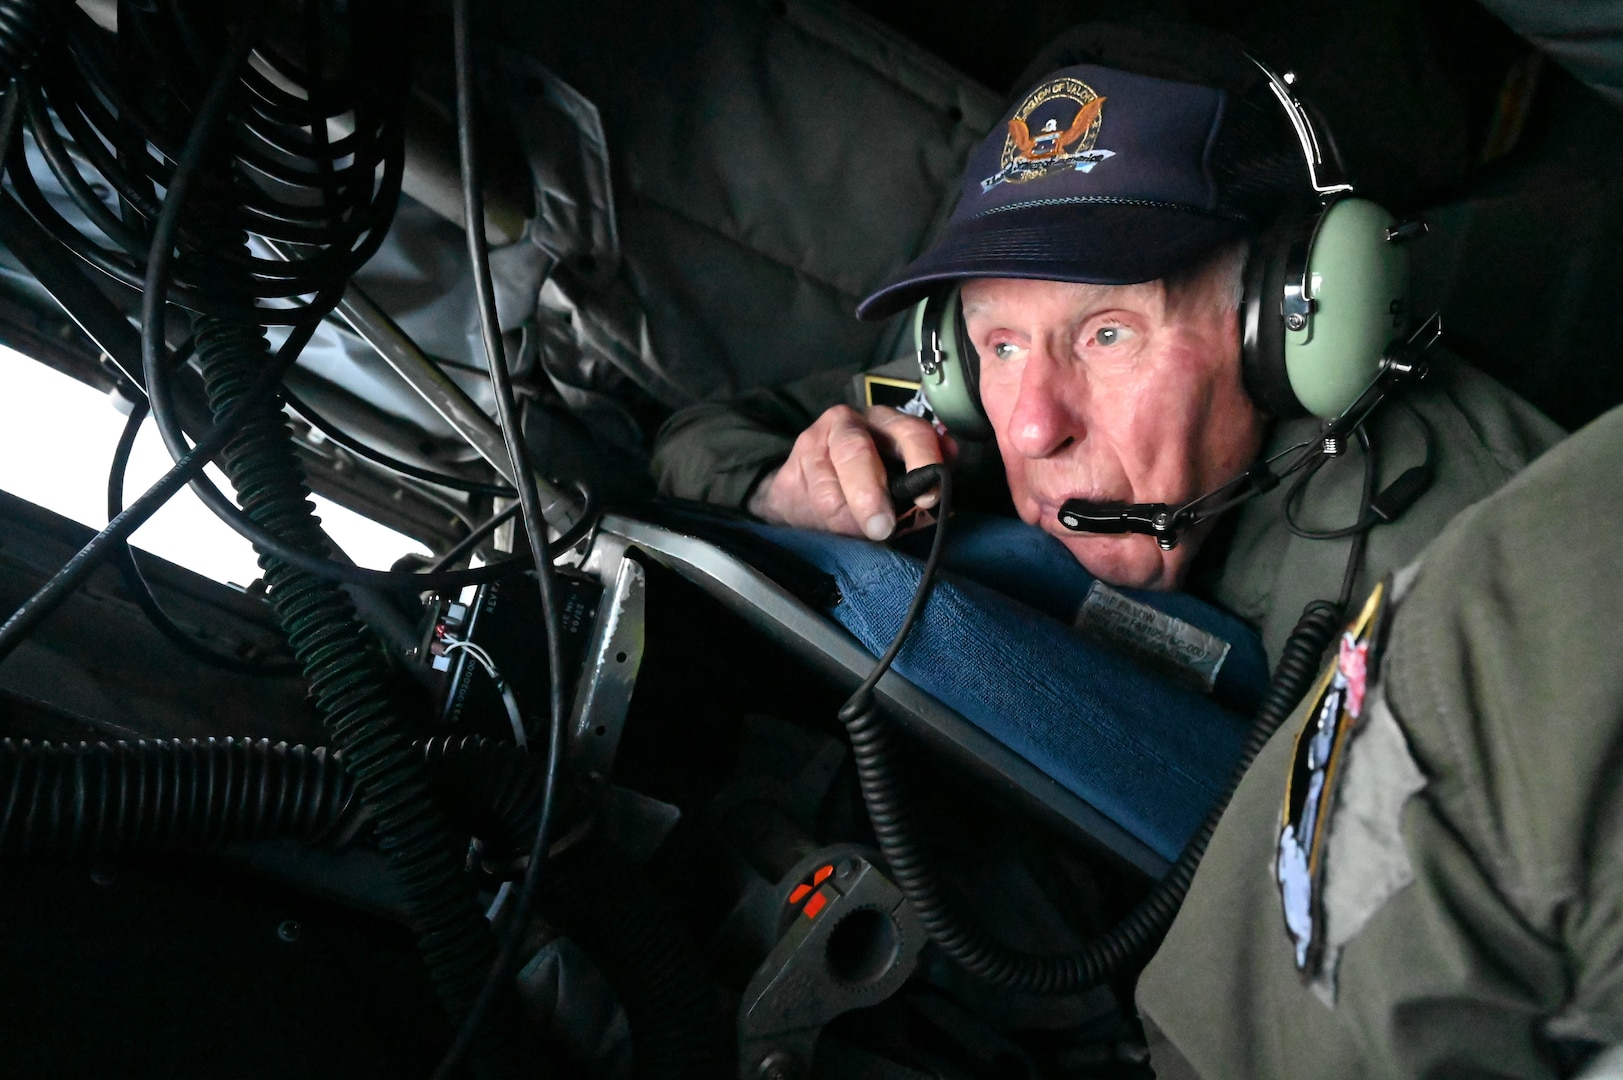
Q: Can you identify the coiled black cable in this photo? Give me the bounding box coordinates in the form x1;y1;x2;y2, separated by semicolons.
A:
12;2;407;320
835;466;1349;993
125;62;566;596
189;251;526;1079
80;11;520;1074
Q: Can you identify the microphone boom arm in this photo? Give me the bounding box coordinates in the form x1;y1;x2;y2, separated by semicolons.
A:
1059;316;1440;549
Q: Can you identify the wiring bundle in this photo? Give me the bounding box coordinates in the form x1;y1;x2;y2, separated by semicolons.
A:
0;2;582;1076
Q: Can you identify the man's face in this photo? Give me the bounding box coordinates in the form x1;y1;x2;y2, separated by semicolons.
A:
963;269;1264;590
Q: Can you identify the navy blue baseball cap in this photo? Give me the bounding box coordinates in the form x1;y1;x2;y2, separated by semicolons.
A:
857;63;1267;320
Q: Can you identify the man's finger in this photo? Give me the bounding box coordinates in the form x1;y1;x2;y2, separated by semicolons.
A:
793;443;864;536
826;418;893;540
869;407;946;507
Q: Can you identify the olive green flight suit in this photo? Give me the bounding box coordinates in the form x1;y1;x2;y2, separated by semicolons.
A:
1137;402;1623;1078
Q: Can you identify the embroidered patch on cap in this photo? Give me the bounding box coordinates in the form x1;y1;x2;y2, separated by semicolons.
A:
981;76;1116;194
1275;580;1392;978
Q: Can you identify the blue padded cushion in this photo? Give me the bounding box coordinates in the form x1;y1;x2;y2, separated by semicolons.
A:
738;516;1267;864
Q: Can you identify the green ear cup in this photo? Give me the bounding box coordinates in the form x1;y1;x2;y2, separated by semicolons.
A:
913;286;994;441
1284;197;1410;418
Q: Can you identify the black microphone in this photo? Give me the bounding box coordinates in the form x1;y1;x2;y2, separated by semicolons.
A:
1056;501;1171;534
1058;499;1182;548
1057;464;1282;550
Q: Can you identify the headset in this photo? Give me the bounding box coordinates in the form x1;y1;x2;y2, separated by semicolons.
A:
911;59;1423;438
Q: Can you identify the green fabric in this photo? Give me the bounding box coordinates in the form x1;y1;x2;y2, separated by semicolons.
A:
650;366;858;509
1201;352;1565;661
1138;402;1623;1078
505;0;1001;407
650;354;948;509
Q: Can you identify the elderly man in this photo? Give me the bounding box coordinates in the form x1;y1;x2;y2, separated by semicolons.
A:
652;26;1562;661
645;26;1620;1078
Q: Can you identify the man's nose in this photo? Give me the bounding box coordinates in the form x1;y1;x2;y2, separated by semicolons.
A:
1004;345;1083;459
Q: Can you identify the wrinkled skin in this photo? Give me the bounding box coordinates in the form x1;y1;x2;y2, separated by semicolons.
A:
965;273;1264;589
751;263;1264;590
748;403;950;540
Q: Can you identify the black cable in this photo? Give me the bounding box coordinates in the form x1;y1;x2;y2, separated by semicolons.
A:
830;463;1359;994
134;94;543;595
842;465;953;706
427;489;596;577
431;2;568;1074
280;384;517;498
13;3;409;317
106;397;300;676
1338;429;1379;609
1285;427;1378;541
17;6;563;595
427;504;521;575
0;311;323;666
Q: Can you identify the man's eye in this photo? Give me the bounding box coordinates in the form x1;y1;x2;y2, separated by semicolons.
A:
991;342;1022;361
1094;325;1128;347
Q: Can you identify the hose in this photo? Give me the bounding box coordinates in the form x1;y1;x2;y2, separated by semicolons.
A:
0;733;728;1078
189;290;525;1078
106;396;302;677
837;464;1346;992
0;734;548;859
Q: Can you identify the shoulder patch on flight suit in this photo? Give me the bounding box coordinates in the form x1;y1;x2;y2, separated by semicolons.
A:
1308;681;1426;1005
1275;580;1394;981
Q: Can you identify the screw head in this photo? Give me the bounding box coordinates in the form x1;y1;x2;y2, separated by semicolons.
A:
1285;313;1307;332
277;920;302;944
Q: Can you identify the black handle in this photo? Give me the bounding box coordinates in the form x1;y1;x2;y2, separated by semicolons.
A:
888;464;946;508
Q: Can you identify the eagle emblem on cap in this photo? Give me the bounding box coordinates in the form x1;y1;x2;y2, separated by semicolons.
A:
981;77;1115;193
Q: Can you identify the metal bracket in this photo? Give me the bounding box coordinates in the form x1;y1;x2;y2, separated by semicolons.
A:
1247;57;1354;199
917;334;945;378
567;549;647;780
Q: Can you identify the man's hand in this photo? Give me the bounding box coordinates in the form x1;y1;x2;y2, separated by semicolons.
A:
748;405;950;539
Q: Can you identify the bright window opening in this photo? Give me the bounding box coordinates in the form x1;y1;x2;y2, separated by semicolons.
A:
0;344;429;588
